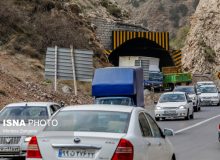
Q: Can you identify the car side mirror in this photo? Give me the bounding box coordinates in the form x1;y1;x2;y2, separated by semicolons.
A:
163;128;174;136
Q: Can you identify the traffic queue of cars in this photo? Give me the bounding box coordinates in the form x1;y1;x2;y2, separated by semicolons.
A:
0;78;219;160
154;81;220;121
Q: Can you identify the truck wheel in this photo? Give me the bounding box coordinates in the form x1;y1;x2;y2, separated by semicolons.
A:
155;117;160;121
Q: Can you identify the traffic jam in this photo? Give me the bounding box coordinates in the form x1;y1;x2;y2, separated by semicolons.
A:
0;67;220;160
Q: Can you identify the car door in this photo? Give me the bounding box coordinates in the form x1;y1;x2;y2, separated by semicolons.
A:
186;94;193;114
145;113;172;160
138;112;161;160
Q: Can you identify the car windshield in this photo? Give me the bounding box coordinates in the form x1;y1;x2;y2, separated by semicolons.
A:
44;111;130;133
174;87;195;94
159;94;186;103
0;106;48;122
199;86;217;93
95;97;133;106
149;72;163;81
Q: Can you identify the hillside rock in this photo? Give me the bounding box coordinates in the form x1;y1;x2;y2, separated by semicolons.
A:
117;0;200;37
182;0;220;76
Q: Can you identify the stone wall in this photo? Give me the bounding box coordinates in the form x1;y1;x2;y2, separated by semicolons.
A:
90;18;148;49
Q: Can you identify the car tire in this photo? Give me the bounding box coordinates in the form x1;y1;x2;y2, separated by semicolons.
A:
194;106;198;112
155;117;160;121
171;154;176;160
185;110;190;120
190;112;194;119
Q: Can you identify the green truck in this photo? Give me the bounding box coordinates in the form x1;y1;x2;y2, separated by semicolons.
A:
162;67;192;90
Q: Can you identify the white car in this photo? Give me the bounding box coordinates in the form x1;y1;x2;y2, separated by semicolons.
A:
174;86;200;112
0;102;61;159
195;81;214;92
197;85;220;106
26;105;175;160
155;92;194;121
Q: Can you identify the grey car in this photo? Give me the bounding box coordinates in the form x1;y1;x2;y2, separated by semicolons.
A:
0;102;61;159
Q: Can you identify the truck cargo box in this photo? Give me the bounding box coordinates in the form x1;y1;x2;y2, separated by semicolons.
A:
92;67;144;107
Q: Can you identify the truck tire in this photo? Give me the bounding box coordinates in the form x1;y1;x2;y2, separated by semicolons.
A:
155;117;160;121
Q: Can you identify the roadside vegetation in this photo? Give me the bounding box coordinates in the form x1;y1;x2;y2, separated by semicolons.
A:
170;25;190;49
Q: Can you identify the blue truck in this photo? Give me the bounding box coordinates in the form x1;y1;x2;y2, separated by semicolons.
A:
92;67;144;107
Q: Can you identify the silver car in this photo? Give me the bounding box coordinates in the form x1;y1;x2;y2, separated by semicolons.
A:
155;92;194;121
0;102;61;159
173;86;200;112
26;105;175;160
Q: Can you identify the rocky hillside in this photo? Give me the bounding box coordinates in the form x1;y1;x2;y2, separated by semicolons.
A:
0;0;111;108
182;0;220;78
117;0;200;38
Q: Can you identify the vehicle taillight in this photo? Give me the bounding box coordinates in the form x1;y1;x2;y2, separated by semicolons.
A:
26;136;42;159
112;138;133;160
219;124;220;130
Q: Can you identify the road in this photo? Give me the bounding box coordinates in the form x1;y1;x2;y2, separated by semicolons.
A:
157;106;220;160
1;106;220;160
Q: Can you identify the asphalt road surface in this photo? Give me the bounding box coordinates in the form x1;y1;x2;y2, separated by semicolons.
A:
1;106;220;160
158;106;220;160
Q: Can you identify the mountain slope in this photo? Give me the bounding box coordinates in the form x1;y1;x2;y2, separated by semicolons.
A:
182;0;220;77
117;0;200;38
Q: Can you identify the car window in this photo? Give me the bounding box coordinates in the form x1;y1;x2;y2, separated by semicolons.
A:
50;105;56;115
145;113;163;138
54;105;61;110
159;94;186;103
0;106;48;122
199;86;217;93
44;111;130;133
139;113;153;137
174;87;195;94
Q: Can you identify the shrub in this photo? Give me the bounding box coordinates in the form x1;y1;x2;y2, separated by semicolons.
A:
204;46;216;63
100;0;109;8
170;25;190;49
178;4;188;16
108;5;122;18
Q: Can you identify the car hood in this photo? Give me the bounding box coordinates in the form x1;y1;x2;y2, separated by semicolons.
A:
199;93;219;98
188;94;196;98
157;102;186;108
0;123;44;136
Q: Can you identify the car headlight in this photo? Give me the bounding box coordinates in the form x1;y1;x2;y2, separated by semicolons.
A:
24;136;32;142
156;106;161;110
179;106;186;109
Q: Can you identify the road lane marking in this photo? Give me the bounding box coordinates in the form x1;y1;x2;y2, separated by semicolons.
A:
175;114;220;134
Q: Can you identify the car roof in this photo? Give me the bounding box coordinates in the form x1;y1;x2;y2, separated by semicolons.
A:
6;102;58;107
199;84;216;88
197;81;214;84
61;104;140;113
162;91;186;95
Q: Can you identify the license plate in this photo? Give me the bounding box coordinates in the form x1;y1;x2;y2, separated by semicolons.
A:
58;149;95;158
164;111;176;114
0;146;20;152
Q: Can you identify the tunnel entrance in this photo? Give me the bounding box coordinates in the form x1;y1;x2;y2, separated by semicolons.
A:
108;38;175;70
